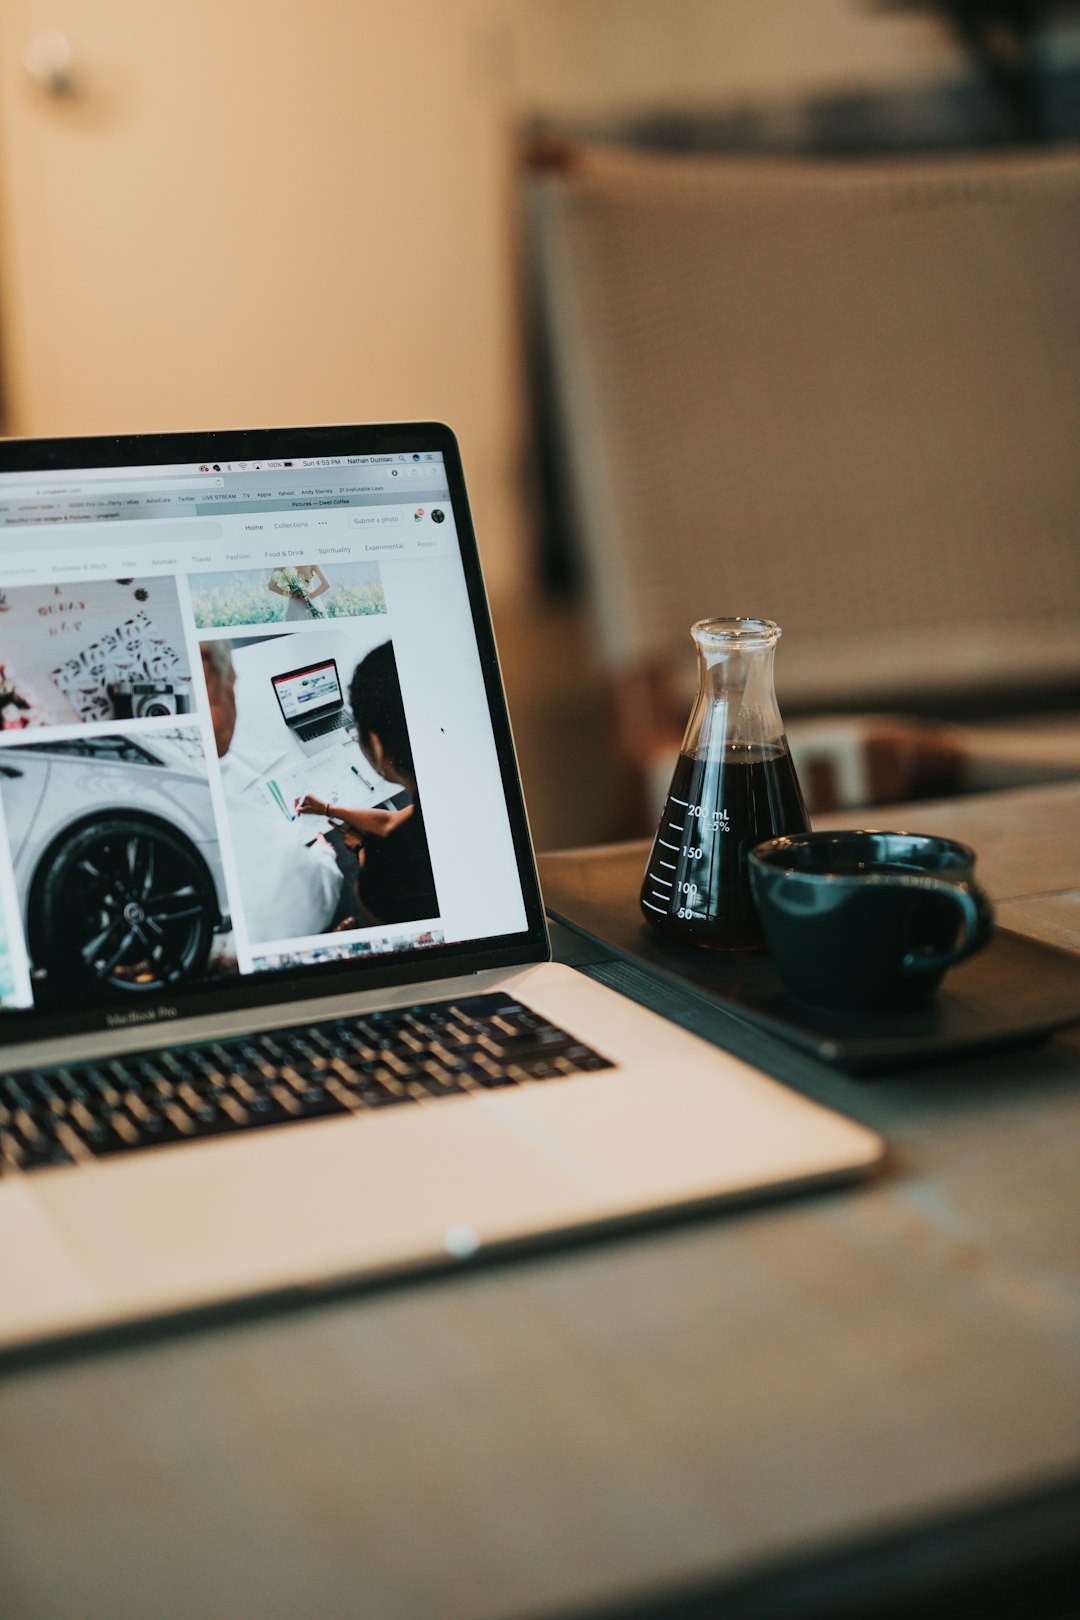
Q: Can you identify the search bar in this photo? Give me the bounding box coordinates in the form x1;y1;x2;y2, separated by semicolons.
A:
0;518;225;550
0;476;225;497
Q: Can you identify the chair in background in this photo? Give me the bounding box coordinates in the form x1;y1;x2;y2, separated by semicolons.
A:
524;141;1080;827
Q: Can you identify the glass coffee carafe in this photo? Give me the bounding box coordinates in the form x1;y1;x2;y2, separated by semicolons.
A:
640;617;809;950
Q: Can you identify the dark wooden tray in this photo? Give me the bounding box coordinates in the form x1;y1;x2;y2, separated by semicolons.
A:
538;846;1080;1075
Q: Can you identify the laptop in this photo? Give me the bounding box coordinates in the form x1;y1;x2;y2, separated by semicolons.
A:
0;423;882;1353
271;655;351;754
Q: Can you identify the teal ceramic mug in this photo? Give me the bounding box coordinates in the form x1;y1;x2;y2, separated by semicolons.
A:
748;831;995;1013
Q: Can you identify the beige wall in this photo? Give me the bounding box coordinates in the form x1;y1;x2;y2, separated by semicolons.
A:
0;0;523;591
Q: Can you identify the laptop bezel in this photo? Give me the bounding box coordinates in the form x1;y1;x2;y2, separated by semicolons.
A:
0;421;550;1048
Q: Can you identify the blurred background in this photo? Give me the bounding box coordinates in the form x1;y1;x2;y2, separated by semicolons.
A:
2;0;1079;848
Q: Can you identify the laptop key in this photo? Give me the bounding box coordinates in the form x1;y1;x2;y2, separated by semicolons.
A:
1;1128;26;1170
325;1062;413;1111
17;1140;76;1172
188;1099;225;1129
358;1088;414;1110
416;1064;466;1096
511;1057;563;1080
2;1078;33;1114
572;1052;615;1072
81;1068;121;1107
27;1073;65;1114
9;1108;77;1170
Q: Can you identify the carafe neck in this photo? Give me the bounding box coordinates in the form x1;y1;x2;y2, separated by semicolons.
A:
683;618;785;757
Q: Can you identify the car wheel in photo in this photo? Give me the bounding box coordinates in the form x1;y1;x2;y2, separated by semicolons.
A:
30;817;218;996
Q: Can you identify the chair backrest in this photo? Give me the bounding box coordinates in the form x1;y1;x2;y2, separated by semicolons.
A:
528;144;1080;713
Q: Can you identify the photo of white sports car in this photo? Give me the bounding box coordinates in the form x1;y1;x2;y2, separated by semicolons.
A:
0;731;231;1002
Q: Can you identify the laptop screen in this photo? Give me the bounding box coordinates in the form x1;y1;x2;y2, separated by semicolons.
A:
0;425;544;1043
272;659;343;723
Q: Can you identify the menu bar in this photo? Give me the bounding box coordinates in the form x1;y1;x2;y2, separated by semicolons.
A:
0;449;445;485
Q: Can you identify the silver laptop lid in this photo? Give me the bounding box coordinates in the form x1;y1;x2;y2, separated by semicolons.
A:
0;424;547;1048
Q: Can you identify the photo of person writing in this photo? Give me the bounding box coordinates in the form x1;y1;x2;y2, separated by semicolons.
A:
201;641;343;941
268;564;331;621
298;642;439;926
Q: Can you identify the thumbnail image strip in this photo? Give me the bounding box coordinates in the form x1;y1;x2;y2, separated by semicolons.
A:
189;560;387;631
252;927;445;974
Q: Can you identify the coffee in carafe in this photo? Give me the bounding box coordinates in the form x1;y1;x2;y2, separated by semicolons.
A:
640;618;809;951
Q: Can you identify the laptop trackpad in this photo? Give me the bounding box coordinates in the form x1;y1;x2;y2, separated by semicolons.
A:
33;1104;615;1313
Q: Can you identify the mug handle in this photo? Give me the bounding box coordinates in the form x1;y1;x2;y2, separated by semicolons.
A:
902;879;995;976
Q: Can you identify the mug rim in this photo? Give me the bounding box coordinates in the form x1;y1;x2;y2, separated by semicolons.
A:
749;828;977;883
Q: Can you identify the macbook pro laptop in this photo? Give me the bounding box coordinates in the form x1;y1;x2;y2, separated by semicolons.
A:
0;423;882;1353
272;655;351;754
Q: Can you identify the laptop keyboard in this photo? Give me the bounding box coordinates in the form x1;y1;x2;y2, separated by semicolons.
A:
299;711;345;742
0;994;614;1175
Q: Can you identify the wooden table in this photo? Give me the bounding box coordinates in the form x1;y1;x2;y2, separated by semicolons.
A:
1;783;1079;1620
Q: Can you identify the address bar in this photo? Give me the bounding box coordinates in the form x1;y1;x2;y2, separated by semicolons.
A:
0;476;224;498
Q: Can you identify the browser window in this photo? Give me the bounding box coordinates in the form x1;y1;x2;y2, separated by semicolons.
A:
0;448;528;1021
